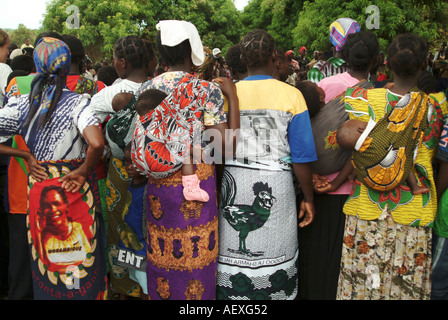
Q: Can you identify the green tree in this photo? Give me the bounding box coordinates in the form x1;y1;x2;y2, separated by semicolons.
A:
241;0;306;52
42;0;155;61
293;0;448;54
42;0;244;62
8;24;39;48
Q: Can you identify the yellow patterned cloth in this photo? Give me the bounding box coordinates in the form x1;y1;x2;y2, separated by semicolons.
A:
343;88;447;226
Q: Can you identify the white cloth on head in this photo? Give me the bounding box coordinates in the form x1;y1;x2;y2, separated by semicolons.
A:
156;20;205;66
212;48;221;58
9;48;24;60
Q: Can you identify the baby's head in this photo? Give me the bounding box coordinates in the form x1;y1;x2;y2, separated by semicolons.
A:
336;119;367;150
295;80;326;118
136;89;168;117
111;92;134;112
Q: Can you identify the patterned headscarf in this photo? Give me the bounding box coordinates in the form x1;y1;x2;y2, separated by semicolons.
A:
329;18;361;52
28;37;71;127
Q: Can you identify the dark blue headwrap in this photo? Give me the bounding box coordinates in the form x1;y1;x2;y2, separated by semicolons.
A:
27;37;71;127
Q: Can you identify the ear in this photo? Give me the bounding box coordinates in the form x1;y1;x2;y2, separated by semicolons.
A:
421;60;428;71
240;53;246;67
319;94;325;104
121;58;128;69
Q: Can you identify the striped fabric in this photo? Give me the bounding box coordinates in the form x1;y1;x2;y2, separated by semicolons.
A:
29;37;71;127
0;89;98;161
307;57;347;83
329;18;361;52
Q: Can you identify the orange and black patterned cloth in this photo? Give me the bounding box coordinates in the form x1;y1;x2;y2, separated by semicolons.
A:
133;71;226;300
344;87;446;226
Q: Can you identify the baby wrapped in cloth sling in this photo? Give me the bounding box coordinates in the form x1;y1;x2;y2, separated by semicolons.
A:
311;80;373;175
131;74;207;180
350;89;431;192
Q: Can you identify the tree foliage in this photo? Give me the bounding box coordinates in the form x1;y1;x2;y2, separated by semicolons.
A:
32;0;448;62
7;24;40;48
293;0;448;54
41;0;243;61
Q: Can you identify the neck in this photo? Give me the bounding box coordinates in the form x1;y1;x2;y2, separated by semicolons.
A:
167;56;194;74
69;64;80;75
348;69;369;81
167;65;192;73
124;69;148;83
389;72;420;95
247;65;274;78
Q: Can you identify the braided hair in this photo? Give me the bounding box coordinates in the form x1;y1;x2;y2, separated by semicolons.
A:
387;33;428;78
114;35;149;71
239;29;275;69
143;39;157;77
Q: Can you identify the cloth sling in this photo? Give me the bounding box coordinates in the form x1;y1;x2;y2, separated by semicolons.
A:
311;80;373;175
131;74;204;179
351;90;431;192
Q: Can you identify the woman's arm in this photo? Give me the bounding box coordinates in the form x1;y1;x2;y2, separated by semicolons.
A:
437;160;448;201
0;143;48;182
293;162;315;228
314;159;355;193
59;125;105;192
213;77;240;131
213;77;240;157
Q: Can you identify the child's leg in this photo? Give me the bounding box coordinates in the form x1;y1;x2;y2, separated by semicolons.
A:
407;172;429;195
182;153;209;202
181;161;195;176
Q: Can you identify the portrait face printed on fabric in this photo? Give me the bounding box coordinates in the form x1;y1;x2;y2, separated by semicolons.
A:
38;188;70;236
30;179;94;274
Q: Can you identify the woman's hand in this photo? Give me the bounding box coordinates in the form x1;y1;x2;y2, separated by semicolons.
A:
58;166;88;193
213;77;237;98
25;153;48;182
298;200;315;228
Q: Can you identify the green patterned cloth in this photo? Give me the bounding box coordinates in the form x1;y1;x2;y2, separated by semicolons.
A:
307;57;346;83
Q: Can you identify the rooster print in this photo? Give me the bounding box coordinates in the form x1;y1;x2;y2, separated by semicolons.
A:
220;170;276;256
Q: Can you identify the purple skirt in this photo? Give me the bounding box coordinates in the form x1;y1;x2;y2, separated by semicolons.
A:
145;163;218;300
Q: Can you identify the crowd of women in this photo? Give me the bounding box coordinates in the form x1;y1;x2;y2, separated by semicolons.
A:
0;16;447;301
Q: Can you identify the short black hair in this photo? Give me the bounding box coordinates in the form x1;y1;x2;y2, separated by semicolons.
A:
7;70;29;86
387;33;428;78
97;65;119;86
296;81;323;119
417;70;437;94
136;89;168;116
10;54;35;73
143;39;156;64
225;44;247;74
34;31;62;47
156;31;191;67
341;31;379;72
275;49;288;62
93;62;102;73
240;29;275;69
62;34;85;66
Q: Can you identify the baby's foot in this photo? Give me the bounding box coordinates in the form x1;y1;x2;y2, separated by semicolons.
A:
182;174;209;202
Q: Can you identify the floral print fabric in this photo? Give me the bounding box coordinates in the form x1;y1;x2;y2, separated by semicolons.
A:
337;212;432;300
